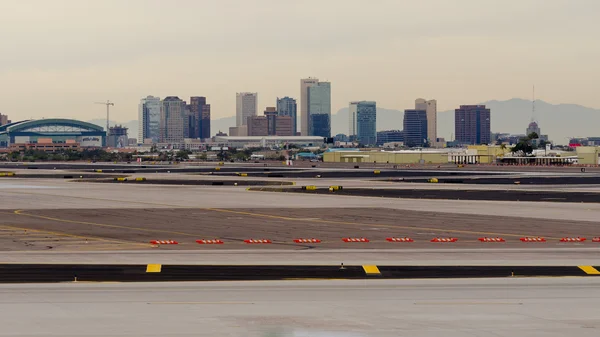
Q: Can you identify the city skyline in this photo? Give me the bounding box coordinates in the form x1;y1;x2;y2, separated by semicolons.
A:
2;1;599;124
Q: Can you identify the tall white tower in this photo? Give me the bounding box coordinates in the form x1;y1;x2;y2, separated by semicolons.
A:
300;78;319;136
236;92;258;127
415;98;437;145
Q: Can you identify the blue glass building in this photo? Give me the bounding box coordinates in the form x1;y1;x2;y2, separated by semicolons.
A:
276;97;298;135
350;101;377;146
403;109;428;147
307;82;331;137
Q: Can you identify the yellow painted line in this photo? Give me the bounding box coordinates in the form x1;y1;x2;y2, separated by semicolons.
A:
12;211;200;238
579;266;600;275
146;264;162;273
362;265;381;275
0;224;145;247
204;208;559;239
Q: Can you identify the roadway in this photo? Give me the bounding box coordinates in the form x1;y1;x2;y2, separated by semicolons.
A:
0;278;599;336
2;248;600;266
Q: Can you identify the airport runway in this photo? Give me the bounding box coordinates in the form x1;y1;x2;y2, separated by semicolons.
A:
1;278;599;336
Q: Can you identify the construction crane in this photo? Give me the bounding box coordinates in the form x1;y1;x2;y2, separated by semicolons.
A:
94;100;114;134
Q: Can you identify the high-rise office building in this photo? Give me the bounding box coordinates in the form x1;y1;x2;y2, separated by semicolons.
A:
376;130;403;146
415;98;437;144
236;92;258;127
201;104;211;139
403;109;428;147
189;97;211;139
454;105;491;145
275;116;293;136
0;113;10;126
276;97;297;135
138;96;161;143
264;107;278;136
247;116;269;136
349;101;377;146
300;78;319;136
160;96;188;143
307;81;331;138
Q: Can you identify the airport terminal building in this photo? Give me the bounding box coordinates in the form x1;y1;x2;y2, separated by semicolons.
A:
0;119;106;148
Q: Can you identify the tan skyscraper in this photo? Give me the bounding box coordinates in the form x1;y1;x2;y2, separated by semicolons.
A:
236;92;258;127
415;98;437;145
300;78;319;136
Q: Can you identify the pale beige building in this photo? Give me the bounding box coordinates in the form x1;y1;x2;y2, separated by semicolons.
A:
300;78;319;136
228;125;248;137
236;92;258;127
415;98;437;146
576;146;600;165
323;150;448;164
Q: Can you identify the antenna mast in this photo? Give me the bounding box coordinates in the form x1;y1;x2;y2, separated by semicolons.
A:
532;85;535;122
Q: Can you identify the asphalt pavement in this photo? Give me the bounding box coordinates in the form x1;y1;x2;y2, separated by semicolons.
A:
0;278;599;336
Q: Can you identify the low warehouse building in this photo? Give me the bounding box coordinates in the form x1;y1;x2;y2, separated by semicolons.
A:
323;150;449;164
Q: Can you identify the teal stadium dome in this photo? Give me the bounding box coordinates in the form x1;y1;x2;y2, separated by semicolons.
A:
0;119;106;148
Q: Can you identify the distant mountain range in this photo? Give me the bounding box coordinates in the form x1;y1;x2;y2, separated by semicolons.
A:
90;99;600;143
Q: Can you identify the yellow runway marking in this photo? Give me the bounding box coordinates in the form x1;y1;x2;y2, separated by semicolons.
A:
204;208;559;239
12;211;200;238
363;265;381;275
0;224;145;248
579;266;600;275
146;264;162;273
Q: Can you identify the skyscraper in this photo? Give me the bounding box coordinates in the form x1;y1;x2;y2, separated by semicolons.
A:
415;98;437;144
275;116;293;136
189;97;211;139
236;92;258;127
276;97;297;135
300;78;319;136
307;81;331;138
138;96;161;143
201;104;211;139
247;116;269;136
454;105;491;145
349;101;377;146
264;107;278;136
403;109;428;147
160;96;188;143
0;113;11;126
376;130;403;146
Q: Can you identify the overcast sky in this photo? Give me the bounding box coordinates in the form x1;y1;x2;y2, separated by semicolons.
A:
1;0;599;123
